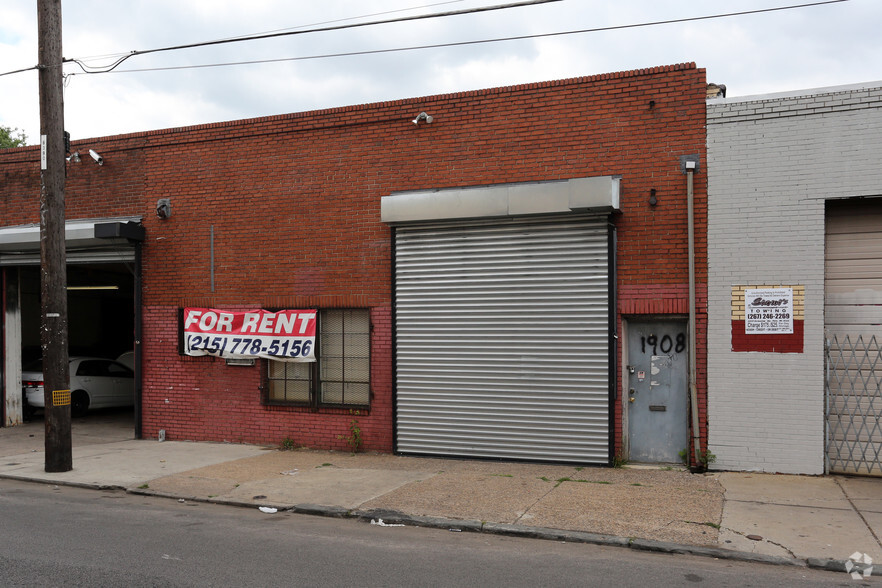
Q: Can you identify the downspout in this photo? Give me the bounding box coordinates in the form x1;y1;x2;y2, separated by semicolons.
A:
390;226;399;454
134;240;143;440
1;268;5;427
607;221;618;465
685;157;701;468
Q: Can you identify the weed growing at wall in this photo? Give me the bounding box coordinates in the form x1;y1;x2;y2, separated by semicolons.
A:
338;410;362;453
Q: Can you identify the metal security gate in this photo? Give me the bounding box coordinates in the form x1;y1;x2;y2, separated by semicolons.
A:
825;199;882;475
394;215;611;463
825;335;882;475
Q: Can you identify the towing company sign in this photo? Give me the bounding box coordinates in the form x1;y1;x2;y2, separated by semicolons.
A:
744;288;794;335
183;308;317;362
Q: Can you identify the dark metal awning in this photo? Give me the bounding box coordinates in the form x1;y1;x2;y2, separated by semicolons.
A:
0;217;143;265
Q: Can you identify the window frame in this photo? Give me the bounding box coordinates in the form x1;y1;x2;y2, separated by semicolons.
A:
262;308;371;410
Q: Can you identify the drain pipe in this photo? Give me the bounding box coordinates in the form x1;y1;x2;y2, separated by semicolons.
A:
684;157;701;468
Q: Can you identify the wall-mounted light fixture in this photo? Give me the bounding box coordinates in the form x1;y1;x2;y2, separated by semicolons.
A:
649;188;658;206
63;132;104;165
412;112;433;125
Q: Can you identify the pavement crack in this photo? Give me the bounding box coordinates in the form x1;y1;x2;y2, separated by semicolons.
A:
764;538;798;558
513;467;580;524
726;498;850;511
710;524;798;559
834;477;882;550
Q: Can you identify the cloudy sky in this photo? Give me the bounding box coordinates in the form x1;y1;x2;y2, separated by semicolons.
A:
1;0;879;144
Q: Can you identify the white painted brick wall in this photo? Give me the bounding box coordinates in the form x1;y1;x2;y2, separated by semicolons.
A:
706;85;882;474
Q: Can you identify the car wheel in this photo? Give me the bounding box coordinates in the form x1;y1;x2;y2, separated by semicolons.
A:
71;390;90;418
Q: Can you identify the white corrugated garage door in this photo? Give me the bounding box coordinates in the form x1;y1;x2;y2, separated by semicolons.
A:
394;215;611;463
825;198;882;476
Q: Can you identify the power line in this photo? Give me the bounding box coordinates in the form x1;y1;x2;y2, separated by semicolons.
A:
68;0;850;77
0;64;41;78
68;0;561;74
205;0;470;43
71;0;471;66
0;0;850;79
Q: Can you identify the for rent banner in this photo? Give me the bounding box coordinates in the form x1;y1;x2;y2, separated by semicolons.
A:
183;308;317;362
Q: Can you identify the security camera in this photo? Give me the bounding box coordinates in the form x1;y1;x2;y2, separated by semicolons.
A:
89;149;104;165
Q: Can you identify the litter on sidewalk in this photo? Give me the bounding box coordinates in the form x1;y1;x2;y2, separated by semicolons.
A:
371;518;404;527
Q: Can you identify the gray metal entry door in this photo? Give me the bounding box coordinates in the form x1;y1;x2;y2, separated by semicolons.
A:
627;320;688;463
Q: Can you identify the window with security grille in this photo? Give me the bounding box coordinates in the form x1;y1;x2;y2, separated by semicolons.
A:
265;309;370;408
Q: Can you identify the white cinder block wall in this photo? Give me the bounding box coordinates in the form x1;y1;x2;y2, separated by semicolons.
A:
707;83;882;474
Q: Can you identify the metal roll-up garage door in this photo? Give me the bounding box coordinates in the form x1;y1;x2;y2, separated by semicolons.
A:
394;215;611;463
825;198;882;476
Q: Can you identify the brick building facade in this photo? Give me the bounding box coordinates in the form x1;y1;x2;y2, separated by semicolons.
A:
1;63;708;465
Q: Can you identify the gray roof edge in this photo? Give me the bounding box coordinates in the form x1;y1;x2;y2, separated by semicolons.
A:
710;80;882;105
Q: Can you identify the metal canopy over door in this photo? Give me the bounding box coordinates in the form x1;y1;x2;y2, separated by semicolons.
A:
394;215;611;463
0;218;142;265
825;198;882;476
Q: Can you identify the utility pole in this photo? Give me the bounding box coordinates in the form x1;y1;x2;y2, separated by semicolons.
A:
38;0;72;472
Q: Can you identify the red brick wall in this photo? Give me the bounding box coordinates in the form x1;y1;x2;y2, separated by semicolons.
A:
0;63;708;454
141;305;393;450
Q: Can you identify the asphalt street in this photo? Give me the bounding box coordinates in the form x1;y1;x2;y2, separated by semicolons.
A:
0;479;859;587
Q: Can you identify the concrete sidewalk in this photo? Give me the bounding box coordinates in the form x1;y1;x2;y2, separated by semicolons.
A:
1;417;879;577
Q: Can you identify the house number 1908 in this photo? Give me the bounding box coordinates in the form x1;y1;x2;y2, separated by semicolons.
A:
641;333;686;355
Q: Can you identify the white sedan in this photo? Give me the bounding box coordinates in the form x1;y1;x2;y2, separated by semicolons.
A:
22;356;134;417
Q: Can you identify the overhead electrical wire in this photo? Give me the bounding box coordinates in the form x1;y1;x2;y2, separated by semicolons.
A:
0;0;544;78
55;0;471;70
74;0;850;77
0;65;41;78
0;0;850;79
68;0;561;74
203;0;469;43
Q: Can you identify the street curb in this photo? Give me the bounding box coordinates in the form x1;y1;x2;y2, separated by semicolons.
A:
806;557;881;576
10;477;874;576
629;538;803;567
480;521;631;548
0;472;123;492
125;487;824;571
